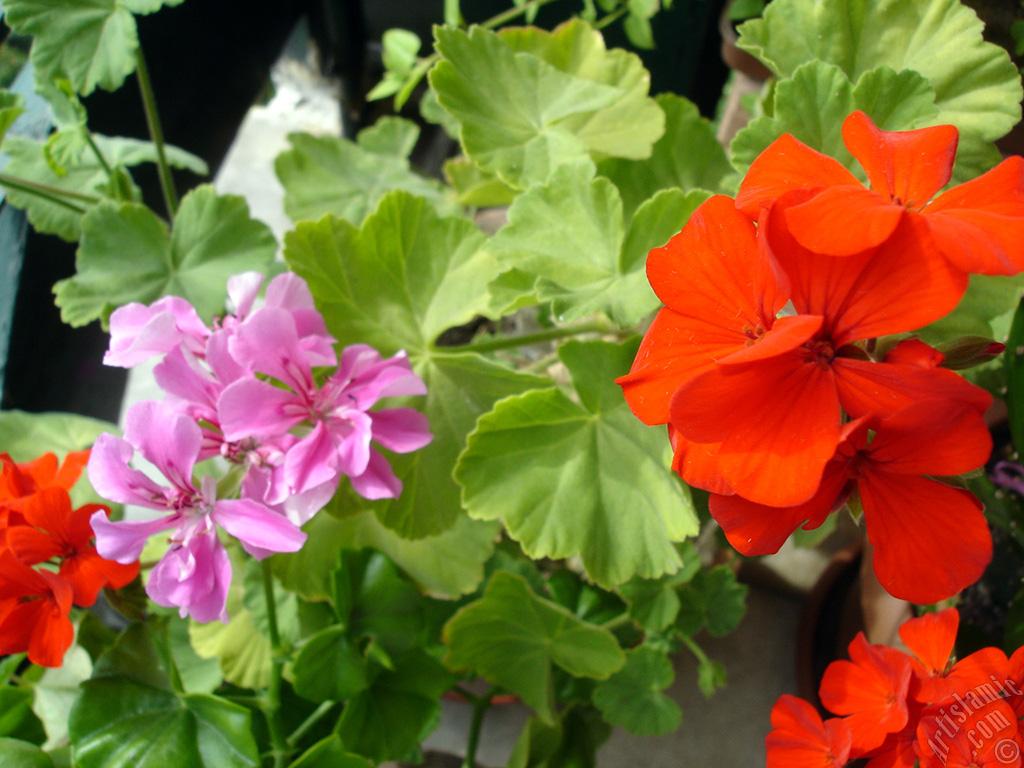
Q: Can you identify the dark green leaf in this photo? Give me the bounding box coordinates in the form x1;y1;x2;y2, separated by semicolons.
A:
592;646;681;735
0;738;54;768
291;627;369;703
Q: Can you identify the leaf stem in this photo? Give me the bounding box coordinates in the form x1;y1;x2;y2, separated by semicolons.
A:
0;171;96;212
261;559;290;768
594;6;629;29
680;633;709;666
134;44;178;221
463;685;497;768
480;0;563;30
83;131;114;178
437;318;616;354
287;700;336;748
600;613;634;632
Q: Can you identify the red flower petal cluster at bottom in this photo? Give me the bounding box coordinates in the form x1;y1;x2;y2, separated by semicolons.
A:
618;110;1024;603
0;451;138;667
767;608;1024;768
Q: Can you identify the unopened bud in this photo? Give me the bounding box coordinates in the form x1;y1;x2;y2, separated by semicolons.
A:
934;336;1006;370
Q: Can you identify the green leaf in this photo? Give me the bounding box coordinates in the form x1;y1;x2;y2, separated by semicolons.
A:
443;156;517;208
69;624;260;768
443;571;625;722
0;409;115;462
335;649;456;763
0;688;46;745
188;586;272;689
696;656;727;698
597;94;731;219
487;163;705;325
274;119;456;225
328;511;499;598
54;184;276;328
455;339;698;588
0;739;54;768
288;736;374;768
674;565;748;638
381;29;422;74
618;542;702;632
592;646;681;735
1005;297;1024;457
241;561;299;645
737;0;1022;148
291;626;370;703
920;274;1024;344
284;193;546;537
0;91;25;145
32;644;92;750
508;705;611;768
430;21;663;189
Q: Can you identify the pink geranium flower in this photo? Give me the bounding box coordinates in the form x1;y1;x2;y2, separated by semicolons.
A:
87;401;307;623
219;309;432;501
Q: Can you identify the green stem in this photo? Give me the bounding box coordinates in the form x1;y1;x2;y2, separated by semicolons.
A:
463;686;497;768
438;318;616;355
134;44;178;220
594;6;628;29
0;172;96;212
481;0;563;30
260;560;290;768
522;351;560;374
84;131;114;178
600;613;634;632
287;701;335;748
680;634;709;666
451;684;482;704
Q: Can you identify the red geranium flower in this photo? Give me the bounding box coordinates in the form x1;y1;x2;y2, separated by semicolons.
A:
709;401;991;603
6;487;139;606
766;694;852;768
0;450;90;547
0;549;74;667
736;111;1024;275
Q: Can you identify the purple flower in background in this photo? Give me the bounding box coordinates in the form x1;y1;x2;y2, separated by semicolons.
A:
220;308;432;502
87;401;307;623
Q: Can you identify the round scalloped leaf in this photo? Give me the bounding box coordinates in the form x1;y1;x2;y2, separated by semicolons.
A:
592;646;681;736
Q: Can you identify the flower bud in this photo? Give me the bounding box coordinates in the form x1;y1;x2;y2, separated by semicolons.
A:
934;336;1005;370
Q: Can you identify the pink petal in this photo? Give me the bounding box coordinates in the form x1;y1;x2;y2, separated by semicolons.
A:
350;449;402;500
87;433;173;509
369;408;432;454
284;421;341;496
124;401;201;495
218;377;306;442
212;498;307;558
226;271;265;319
230;307;314;393
147;530;231;624
89;510;178;564
104;297;209;367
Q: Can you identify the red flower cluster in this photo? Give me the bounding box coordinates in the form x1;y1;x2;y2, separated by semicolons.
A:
0;450;138;667
767;608;1024;768
618;111;1024;603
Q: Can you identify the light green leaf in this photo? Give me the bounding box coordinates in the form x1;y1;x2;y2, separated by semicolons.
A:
284;193;547;537
443;156;517;208
696;656;727;698
32;644;92;750
288;736;374;768
737;0;1022;151
274;119;456;225
241;560;299;645
430;21;663;189
443;571;625;722
618;541;702;632
597;94;731;219
0;409;115;461
920;274;1024;343
0;739;54;768
487;163;703;325
592;646;681;736
188;586;271;689
69;624;259;768
335;649;456;763
0;91;25;146
381;29;422;74
54;184;276;328
455;339;698;588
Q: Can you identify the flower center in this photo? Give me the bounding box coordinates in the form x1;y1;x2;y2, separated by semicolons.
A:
803;339;836;368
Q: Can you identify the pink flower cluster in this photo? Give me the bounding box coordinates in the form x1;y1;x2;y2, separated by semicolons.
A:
88;272;432;622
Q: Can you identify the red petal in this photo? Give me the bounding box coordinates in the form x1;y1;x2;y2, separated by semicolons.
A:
766;694;853;768
20;487;73;544
819;633;911;753
618;307;751;425
720;314;822;366
647;194;789;323
862;474;991;604
833;358;992;420
898;608;959;678
6;526;62;565
668;427;732;495
883;338;945;368
783;185;905;257
737;133;862;219
671;353;841;506
842;111;957;206
709;457;850;555
864;400;991;477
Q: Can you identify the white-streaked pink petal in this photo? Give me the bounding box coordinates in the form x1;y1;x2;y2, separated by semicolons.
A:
147;532;231;623
104;297;209;367
124;401;200;495
231;307;313;393
89;510;178;563
284;421;340;496
87;433;172;509
332;410;373;478
226;272;264;319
